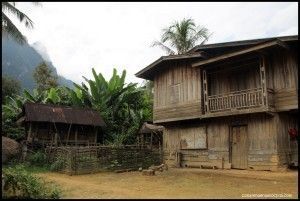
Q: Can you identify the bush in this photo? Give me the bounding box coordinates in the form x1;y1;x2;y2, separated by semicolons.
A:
50;155;67;172
27;150;48;167
3;126;25;141
2;165;61;199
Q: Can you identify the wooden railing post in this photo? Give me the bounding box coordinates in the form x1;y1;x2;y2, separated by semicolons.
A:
260;56;268;108
203;70;209;113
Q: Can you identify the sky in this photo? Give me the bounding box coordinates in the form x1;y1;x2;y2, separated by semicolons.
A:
10;2;298;85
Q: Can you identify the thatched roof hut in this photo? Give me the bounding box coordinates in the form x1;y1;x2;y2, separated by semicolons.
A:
137;122;164;149
17;102;106;146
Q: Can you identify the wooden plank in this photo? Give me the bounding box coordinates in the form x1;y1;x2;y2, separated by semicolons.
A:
231;125;248;169
192;40;283;67
66;124;72;145
94;127;98;144
75;127;78;146
27;122;32;142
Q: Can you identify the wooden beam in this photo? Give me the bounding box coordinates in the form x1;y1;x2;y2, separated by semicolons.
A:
154;115;201;124
150;132;153;150
192;40;282;67
53;122;59;146
276;40;290;50
27;122;32;142
94;127;98;144
75;127;78;146
32;123;37;144
66;124;72;145
200;107;274;119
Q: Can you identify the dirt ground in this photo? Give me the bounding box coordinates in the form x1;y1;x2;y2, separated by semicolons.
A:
36;168;298;199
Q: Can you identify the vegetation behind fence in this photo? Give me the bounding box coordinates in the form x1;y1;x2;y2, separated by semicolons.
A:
46;146;163;175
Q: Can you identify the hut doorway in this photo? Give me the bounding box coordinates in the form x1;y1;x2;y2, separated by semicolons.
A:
230;125;248;169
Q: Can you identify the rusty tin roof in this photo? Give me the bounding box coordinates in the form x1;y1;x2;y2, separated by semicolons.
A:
22;102;106;127
139;122;164;134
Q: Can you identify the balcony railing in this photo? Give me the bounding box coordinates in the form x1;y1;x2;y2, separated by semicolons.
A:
207;88;266;113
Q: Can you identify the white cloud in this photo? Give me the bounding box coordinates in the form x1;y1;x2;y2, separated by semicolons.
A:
9;2;298;85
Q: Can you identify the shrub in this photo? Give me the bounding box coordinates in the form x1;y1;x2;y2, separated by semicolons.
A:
2;165;61;199
27;150;48;166
3;125;25;141
50;155;67;172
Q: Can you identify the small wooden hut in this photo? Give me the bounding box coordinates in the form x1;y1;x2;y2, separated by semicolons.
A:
17;102;106;147
137;122;164;149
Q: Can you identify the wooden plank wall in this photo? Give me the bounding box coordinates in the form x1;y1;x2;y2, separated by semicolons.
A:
247;114;278;171
274;113;298;167
163;114;282;170
269;48;298;111
153;61;202;122
208;58;261;95
163;124;211;168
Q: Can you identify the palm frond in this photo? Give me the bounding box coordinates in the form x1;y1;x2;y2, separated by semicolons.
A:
151;40;175;55
2;2;34;29
189;26;210;47
2;12;27;44
199;32;213;45
153;17;211;54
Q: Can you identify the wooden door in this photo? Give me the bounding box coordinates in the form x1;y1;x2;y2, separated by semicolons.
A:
231;126;248;169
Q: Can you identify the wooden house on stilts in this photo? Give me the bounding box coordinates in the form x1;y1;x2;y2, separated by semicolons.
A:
136;35;298;171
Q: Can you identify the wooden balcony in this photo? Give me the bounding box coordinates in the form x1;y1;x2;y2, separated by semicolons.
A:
203;88;275;118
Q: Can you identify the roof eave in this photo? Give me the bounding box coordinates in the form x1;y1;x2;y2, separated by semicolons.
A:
135;54;203;80
190;35;298;53
192;39;290;68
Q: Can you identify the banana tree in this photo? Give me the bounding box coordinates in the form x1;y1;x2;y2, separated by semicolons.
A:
72;68;151;145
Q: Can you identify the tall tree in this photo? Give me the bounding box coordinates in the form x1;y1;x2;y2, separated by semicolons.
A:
33;62;58;93
152;18;211;55
2;2;40;44
2;76;21;103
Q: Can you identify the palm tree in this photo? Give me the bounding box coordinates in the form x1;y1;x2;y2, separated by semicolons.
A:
2;2;40;44
152;18;211;55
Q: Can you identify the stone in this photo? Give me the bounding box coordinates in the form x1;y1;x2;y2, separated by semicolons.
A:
2;136;21;164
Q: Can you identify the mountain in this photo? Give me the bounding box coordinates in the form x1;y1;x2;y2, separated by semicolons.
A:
2;36;74;92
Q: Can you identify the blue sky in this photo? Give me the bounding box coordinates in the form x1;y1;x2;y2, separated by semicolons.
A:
9;2;298;85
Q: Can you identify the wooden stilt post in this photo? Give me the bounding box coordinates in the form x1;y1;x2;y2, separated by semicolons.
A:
27;123;32;142
32;124;37;146
75;126;78;146
53;122;59;147
49;124;54;153
94;127;98;145
137;135;140;149
67;124;72;146
150;132;153;150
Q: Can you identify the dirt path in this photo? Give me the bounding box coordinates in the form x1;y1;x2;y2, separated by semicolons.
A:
36;168;298;199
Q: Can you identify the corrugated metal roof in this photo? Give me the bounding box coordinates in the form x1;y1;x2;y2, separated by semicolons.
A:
135;35;298;80
189;35;298;52
23;102;106;127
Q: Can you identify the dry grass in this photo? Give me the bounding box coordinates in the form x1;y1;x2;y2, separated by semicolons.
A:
36;168;298;199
